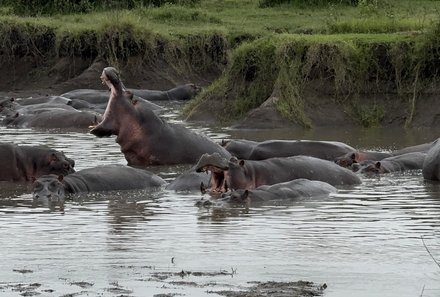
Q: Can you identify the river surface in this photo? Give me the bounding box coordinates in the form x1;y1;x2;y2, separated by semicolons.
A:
0;102;440;297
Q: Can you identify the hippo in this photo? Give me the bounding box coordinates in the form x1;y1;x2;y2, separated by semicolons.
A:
165;167;210;192
392;141;434;156
4;108;102;130
61;84;200;104
196;179;337;207
60;89;110;105
195;153;361;193
32;164;166;200
222;139;357;161
359;152;426;174
221;139;260;159
335;150;393;169
128;83;201;101
15;95;72;106
0;142;75;182
422;139;440;181
90;67;230;166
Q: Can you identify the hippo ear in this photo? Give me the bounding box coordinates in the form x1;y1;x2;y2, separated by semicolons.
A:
350;153;356;160
375;162;381;168
58;175;64;182
124;90;134;100
239;160;245;166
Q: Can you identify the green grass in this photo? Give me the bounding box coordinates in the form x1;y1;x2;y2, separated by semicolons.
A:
0;0;438;38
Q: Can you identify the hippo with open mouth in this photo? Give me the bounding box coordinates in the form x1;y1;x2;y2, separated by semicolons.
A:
195;152;361;194
90;67;230;166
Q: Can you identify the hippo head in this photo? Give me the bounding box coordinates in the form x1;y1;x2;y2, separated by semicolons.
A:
90;67;136;138
196;153;230;193
359;161;384;174
222;189;251;204
169;83;202;101
0;97;19;116
32;174;66;201
225;158;252;190
185;83;202;98
100;67;124;93
195;189;251;208
335;152;357;168
39;151;75;177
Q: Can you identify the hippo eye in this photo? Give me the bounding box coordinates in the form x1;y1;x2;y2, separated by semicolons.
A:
49;182;59;191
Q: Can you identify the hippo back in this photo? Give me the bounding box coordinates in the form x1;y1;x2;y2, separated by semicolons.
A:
64;165;166;193
423;139;440;181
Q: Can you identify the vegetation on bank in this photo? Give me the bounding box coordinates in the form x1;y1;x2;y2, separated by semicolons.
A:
0;0;439;127
186;24;440;127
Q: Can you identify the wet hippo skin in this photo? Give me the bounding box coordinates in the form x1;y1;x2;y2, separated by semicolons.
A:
0;142;75;182
196;153;361;193
198;178;337;207
90;67;230;166
32;164;166;200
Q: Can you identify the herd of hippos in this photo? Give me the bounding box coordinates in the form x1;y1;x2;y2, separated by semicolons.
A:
1;66;440;207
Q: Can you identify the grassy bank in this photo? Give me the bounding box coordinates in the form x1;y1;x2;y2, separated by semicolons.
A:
185;26;440;127
0;0;439;127
0;0;438;38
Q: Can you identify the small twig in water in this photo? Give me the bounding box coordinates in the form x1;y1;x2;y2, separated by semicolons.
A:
421;235;440;269
231;267;237;276
420;284;425;297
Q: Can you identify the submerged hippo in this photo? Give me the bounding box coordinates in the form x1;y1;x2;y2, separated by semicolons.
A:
61;88;163;113
0;95;103;130
165;167;210;192
128;83;201;101
15;95;72;106
195;153;361;193
4;108;102;130
222;139;356;161
422;139;440;181
392;141;434;156
90;67;230;166
197;179;337;207
32;164;166;200
359;152;426;174
0;142;75;182
335;150;392;169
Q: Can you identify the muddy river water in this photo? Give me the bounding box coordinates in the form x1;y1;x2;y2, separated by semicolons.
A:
0;102;440;297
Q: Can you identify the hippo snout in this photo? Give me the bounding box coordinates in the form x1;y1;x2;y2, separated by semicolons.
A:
195;153;229;172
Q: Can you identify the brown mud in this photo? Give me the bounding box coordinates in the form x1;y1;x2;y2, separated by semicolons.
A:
0;55;218;99
1;268;326;297
1;51;439;130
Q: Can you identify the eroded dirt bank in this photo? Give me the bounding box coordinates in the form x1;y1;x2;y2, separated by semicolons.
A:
1;23;439;129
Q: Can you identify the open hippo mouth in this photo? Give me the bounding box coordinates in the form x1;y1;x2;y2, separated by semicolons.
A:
100;67;125;90
195;153;230;193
